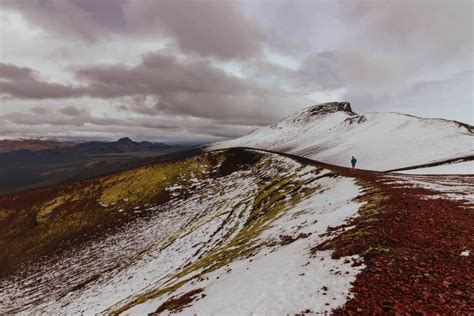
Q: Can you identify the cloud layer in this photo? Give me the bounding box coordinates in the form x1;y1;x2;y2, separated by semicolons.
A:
0;0;472;142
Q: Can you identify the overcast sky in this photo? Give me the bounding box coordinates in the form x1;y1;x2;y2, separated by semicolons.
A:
0;0;472;142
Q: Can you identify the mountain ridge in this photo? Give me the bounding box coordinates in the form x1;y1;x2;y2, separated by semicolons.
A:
1;147;472;314
0;138;76;153
210;102;473;172
0;138;186;196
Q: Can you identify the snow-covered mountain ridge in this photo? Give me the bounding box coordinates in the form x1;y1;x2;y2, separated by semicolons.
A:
210;102;473;172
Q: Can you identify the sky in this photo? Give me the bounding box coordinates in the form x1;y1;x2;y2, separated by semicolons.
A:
0;0;472;143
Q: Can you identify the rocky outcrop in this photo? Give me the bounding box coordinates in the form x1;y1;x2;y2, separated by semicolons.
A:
307;102;354;116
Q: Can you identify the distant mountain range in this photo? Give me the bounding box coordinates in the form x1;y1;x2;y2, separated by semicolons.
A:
0;138;75;153
0;137;185;195
0;137;172;165
71;137;170;153
0;137;169;155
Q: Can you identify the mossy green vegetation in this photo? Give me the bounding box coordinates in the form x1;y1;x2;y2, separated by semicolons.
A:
36;195;70;224
1;148;333;314
0;151;225;278
109;157;324;314
99;156;213;206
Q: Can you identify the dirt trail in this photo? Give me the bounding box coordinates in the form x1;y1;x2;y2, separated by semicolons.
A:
239;147;473;314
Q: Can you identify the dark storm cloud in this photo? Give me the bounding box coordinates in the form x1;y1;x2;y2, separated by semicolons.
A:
0;54;293;125
77;52;254;98
0;63;84;99
1;0;263;60
75;52;279;123
124;0;264;59
0;63;35;80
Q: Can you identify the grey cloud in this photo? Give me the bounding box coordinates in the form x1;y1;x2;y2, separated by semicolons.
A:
340;0;473;62
0;104;259;142
78;53;253;98
76;52;294;123
0;53;302;126
2;107;121;127
123;0;264;59
0;63;84;99
0;80;83;99
2;0;264;60
3;111;86;127
60;105;82;116
239;0;472;111
1;0;472;142
1;0;112;42
343;70;474;121
0;63;35;80
29;107;50;115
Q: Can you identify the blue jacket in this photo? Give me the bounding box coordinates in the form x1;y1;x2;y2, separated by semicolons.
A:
351;157;357;164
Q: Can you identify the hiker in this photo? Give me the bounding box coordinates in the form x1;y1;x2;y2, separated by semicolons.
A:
351;156;357;169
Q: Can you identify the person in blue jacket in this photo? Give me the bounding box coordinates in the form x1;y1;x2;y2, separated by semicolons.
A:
351;156;357;169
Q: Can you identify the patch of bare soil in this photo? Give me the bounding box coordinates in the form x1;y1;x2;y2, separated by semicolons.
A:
150;289;204;315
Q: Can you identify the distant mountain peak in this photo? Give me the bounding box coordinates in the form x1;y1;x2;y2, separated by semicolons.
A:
282;101;355;126
305;101;354;115
117;137;134;144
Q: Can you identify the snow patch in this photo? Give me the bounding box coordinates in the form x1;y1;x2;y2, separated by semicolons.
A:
398;160;474;175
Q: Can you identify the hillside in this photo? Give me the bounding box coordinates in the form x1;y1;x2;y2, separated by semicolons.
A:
210;102;473;172
1;148;365;314
1;147;472;314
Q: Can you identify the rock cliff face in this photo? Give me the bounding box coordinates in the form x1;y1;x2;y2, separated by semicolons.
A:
307;102;353;115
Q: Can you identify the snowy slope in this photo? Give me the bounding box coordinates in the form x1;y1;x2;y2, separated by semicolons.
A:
210;102;473;172
1;149;364;315
397;160;474;175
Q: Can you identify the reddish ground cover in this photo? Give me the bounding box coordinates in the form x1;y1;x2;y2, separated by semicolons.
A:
318;167;473;314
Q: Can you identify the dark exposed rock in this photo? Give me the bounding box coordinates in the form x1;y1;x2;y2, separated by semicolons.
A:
344;115;367;125
307;102;354;115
